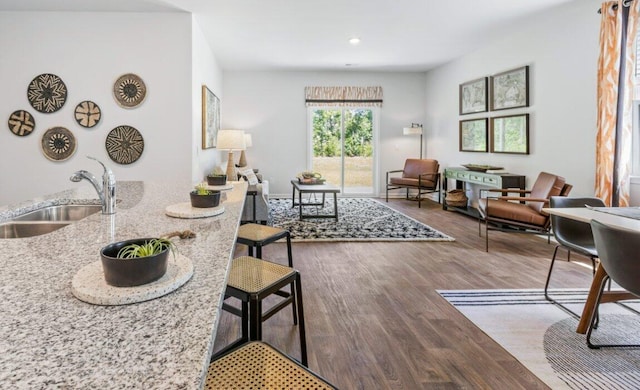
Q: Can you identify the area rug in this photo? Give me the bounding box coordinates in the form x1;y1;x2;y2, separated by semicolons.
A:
268;197;454;242
438;289;640;389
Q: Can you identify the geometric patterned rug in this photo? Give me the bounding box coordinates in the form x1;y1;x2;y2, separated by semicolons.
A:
438;289;640;390
269;197;455;242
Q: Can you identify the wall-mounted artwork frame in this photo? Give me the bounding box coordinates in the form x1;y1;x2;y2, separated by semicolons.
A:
459;118;488;152
490;114;529;154
202;85;220;149
459;77;488;115
490;66;529;111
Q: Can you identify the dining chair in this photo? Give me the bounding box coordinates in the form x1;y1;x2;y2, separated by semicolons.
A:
587;219;640;349
544;196;604;316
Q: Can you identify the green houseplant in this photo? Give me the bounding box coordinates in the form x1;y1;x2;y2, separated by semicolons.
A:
100;238;177;287
190;183;221;208
206;166;227;185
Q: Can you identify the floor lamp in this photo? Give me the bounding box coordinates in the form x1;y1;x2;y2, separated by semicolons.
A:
216;129;246;180
403;123;423;159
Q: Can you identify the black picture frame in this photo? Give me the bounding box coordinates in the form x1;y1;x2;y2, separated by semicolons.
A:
459;118;488;152
490;66;529;111
459;77;488;115
490;114;530;154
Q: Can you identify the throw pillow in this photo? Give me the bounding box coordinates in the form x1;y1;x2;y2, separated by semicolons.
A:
238;167;259;185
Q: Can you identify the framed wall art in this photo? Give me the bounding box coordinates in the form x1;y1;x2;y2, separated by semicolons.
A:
459;77;488;115
490;114;529;154
202;85;220;149
459;118;488;152
490;66;529;111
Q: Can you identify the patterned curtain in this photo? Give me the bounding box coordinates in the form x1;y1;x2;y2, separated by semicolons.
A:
304;86;383;107
595;0;639;206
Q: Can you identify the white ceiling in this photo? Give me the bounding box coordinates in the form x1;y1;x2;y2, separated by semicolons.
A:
0;0;578;72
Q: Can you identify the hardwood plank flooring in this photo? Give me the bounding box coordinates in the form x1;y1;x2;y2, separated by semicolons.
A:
213;198;595;389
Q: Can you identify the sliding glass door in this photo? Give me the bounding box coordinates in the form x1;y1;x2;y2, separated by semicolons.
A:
309;107;377;195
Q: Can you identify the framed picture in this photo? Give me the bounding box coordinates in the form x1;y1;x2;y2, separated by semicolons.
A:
459;77;488;115
490;114;529;154
459;118;488;152
201;85;220;149
490;66;529;111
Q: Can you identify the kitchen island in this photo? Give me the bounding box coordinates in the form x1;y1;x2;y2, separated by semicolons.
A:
0;180;246;389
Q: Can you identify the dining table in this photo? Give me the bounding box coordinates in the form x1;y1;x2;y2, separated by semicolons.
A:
542;206;640;334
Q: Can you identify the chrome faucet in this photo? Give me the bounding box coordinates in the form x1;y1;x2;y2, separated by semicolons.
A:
70;156;116;214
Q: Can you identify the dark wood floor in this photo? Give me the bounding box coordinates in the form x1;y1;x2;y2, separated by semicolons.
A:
213;198;595;389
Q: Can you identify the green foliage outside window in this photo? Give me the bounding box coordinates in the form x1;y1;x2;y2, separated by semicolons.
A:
312;109;373;157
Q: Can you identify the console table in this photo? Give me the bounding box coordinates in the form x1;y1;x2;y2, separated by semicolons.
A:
442;167;526;218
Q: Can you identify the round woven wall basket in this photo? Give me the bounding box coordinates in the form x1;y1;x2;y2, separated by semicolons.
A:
446;189;468;207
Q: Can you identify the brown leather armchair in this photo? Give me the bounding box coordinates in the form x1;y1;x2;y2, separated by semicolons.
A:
386;159;440;208
478;171;572;252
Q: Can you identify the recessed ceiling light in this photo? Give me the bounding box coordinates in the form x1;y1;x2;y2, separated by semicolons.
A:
349;37;361;45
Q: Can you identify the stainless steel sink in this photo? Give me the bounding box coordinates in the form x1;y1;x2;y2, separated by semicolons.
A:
0;221;70;238
0;204;102;238
12;204;102;222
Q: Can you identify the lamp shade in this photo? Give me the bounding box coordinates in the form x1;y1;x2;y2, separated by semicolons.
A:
244;133;252;148
216;130;246;150
403;126;423;135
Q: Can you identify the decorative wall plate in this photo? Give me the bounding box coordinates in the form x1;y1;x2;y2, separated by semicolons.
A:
27;73;67;113
113;73;146;108
106;125;144;164
41;126;76;161
8;110;35;136
74;101;101;128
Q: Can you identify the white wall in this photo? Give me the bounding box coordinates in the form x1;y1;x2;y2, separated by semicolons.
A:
0;11;194;206
424;0;601;199
222;71;427;196
191;17;225;183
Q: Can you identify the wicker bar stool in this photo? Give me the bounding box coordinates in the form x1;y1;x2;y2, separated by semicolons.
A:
236;223;293;266
220;256;308;366
206;341;336;389
235;223;297;323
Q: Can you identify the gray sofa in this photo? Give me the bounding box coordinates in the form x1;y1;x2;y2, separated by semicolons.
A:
242;180;270;224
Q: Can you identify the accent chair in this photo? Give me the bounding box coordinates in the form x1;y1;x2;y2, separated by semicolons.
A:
386;158;440;208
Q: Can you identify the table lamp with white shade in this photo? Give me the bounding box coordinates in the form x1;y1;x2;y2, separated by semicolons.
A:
238;133;252;167
216;129;246;179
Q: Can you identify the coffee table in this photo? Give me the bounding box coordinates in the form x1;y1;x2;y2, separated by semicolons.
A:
290;180;341;221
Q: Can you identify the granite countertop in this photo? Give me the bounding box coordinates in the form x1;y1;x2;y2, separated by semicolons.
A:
0;180;247;389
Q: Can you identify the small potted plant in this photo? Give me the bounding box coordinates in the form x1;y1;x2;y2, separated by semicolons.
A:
190;183;221;208
100;237;176;287
206;166;227;186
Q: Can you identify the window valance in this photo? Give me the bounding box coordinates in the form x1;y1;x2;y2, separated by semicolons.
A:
304;86;383;107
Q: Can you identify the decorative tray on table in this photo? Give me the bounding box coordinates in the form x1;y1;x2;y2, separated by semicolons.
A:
297;171;325;185
462;164;504;172
297;177;326;185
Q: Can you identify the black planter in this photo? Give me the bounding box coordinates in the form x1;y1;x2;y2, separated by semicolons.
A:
100;238;169;287
190;190;221;208
206;174;227;186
